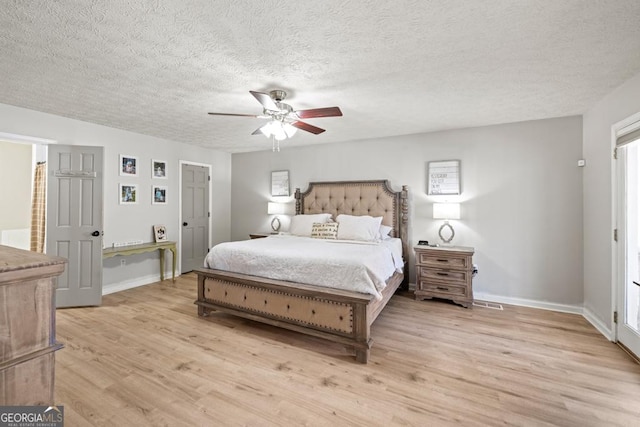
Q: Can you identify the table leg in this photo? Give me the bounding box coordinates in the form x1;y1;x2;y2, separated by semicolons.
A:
159;248;165;281
169;246;176;282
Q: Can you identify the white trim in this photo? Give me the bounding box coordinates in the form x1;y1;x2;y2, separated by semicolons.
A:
473;292;583;314
583;306;614;341
178;160;212;274
0;132;57;145
612;122;620;342
611;111;640;343
102;272;180;295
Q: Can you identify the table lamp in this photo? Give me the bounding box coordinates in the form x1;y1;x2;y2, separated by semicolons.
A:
433;203;460;245
267;202;287;232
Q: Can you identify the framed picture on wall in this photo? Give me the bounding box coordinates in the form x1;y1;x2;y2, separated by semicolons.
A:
271;170;290;196
153;224;167;242
152;185;167;204
427;160;461;195
120;154;138;177
119;183;138;204
152;159;167;179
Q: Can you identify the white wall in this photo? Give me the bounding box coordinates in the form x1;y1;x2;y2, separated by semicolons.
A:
0;102;232;291
583;70;640;335
0;140;32;231
231;116;584;309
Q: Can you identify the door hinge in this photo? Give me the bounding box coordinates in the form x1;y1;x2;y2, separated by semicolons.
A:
614;228;618;242
208;212;210;218
614;311;618;324
208;175;211;181
613;147;618;159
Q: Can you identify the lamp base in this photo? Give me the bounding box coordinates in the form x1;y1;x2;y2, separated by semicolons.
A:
438;221;455;244
271;217;281;232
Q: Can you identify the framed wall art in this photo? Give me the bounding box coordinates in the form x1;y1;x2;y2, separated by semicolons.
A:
427;160;461;195
152;159;167;179
120;154;138;177
152;185;167;205
119;183;138;204
271;170;290;196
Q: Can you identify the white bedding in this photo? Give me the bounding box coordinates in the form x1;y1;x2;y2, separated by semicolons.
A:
204;235;404;300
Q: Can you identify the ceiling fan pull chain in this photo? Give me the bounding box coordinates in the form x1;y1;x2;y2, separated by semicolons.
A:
272;136;280;152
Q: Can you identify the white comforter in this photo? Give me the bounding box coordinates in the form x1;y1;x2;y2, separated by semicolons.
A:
204;235;404;300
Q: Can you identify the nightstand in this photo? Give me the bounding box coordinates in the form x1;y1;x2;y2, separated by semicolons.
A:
249;232;272;239
414;245;474;308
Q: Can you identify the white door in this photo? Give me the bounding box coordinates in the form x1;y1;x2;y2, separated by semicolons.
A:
616;138;640;358
47;145;103;307
181;163;209;273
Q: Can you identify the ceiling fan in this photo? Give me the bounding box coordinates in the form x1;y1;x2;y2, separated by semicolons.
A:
208;90;342;148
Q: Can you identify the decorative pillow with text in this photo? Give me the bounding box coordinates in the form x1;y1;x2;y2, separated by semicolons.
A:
310;222;339;239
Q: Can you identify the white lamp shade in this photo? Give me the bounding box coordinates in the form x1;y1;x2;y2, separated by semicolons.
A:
268;202;287;215
433;203;460;220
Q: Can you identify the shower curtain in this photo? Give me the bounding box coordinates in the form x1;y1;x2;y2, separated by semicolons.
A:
30;161;46;252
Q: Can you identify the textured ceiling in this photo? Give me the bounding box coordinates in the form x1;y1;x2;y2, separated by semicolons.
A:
1;1;640;153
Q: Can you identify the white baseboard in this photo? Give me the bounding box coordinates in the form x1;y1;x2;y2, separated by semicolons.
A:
102;272;179;295
471;292;584;315
582;306;614;341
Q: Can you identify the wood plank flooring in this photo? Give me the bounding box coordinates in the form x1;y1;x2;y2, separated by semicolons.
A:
54;274;640;426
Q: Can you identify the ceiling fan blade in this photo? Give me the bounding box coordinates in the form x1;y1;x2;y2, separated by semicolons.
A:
250;91;279;111
208;112;259;117
291;121;326;135
295;107;342;119
251;124;267;135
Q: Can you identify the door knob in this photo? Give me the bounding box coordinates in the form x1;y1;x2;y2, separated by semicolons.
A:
91;230;100;237
183;222;188;226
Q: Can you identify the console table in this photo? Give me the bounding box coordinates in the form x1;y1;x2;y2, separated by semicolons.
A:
103;241;177;282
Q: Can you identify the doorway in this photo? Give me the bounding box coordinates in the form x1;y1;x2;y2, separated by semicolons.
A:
180;162;211;273
615;119;640;359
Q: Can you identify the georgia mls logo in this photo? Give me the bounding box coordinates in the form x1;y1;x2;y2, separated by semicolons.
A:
44;406;62;417
0;405;64;427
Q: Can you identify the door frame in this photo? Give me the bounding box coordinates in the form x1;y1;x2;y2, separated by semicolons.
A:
178;160;212;274
612;111;640;346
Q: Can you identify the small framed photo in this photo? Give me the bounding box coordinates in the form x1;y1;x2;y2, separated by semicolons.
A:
120;154;138;176
152;185;167;205
271;170;290;196
153;225;167;242
119;183;138;204
152;159;167;179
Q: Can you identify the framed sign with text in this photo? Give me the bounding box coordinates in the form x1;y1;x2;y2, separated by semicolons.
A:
427;160;461;195
271;170;290;196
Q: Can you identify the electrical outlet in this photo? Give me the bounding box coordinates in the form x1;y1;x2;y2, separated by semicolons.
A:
120;259;126;266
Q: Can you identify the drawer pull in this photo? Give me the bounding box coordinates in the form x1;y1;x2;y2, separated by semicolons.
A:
436;259;449;263
436;272;449;276
436;286;449;291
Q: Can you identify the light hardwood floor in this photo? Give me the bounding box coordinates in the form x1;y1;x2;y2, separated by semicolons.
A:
55;274;640;426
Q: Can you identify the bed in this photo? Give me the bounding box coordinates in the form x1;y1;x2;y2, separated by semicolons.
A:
194;180;409;363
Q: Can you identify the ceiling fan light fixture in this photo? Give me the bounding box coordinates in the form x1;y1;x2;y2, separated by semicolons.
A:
283;123;297;138
273;123;288;141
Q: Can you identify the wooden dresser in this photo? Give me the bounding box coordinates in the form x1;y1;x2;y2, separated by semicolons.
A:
0;245;66;405
414;245;474;308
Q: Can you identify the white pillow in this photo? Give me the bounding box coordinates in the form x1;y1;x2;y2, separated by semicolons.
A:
379;224;393;239
336;214;383;241
289;213;332;236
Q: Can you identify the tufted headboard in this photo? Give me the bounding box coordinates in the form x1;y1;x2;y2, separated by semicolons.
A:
294;180;409;277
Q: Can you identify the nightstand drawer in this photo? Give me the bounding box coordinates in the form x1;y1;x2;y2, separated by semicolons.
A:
417;281;467;297
418;267;468;284
417;253;469;269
